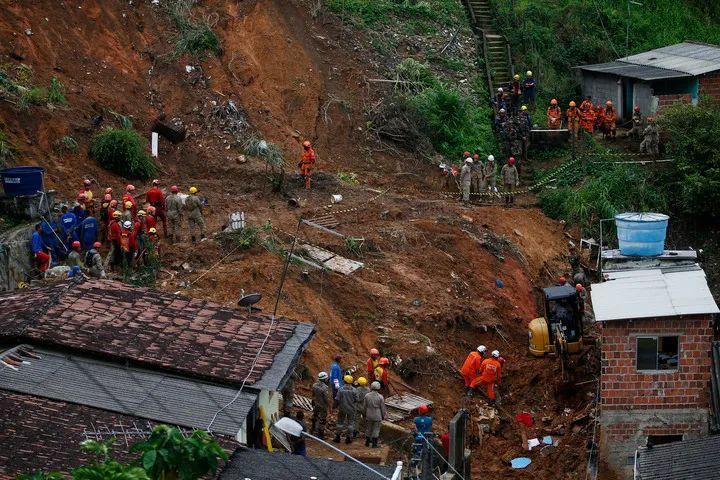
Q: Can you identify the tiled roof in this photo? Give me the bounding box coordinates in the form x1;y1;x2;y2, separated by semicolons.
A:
0;390;236;479
0;279;315;389
635;435;720;480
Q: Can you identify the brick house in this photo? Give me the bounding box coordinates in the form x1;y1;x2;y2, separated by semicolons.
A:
0;278;315;478
590;268;719;479
575;42;720;119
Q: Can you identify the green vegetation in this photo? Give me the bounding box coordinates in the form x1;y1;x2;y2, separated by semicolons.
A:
19;87;48;110
327;0;464;28
54;135;79;154
89;128;157;179
658;98;720;217
16;426;226;480
1;65;68;109
47;77;68;106
491;0;720;101
0;130;16;166
167;1;221;58
337;171;359;184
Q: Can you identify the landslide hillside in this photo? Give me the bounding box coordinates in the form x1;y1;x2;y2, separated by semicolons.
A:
0;1;594;478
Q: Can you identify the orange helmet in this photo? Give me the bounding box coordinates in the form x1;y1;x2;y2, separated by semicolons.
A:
147;205;156;214
370;348;380;358
418;405;429;415
550;99;558;106
569;101;576;107
463;151;470;157
379;357;390;366
576;283;585;292
105;187;113;194
559;276;566;284
126;184;136;192
109;199;118;207
170;185;179;193
302;140;312;148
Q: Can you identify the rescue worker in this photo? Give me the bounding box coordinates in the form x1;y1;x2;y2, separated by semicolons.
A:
501;157;519;206
145;179;167;237
291;411;307;456
165;185;183;244
86;242;106;279
106;211;123;271
122;201;135;223
471;350;503;404
547;99;562;130
146;206;158;232
59;205;79;247
31;224;50;274
363;381;387;448
471;153;483;194
566;101;580;141
366;348;381;383
510;74;522;114
413;405;432;436
67;241;83;270
40;216;62;263
493;87;505;112
460;345;486;395
185;186;205;242
495;108;508;131
576;283;587;317
147;227;162;258
120;220;136;269
460;156;473;203
299;140;316;190
519;105;532;163
334;374;358;444
640;117;660;155
134;211;149;267
329;354;344;406
311;371;331;439
579;97;594;133
354;377;370;437
80;213;98;251
630;106;643;139
603;100;617;139
483;155;497;199
73;195;87;223
123;184;137;215
594;103;605;133
99;194;112;243
522;71;536;106
79;179;94;206
374;357;391;395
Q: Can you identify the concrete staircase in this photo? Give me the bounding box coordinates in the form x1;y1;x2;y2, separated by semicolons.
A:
464;0;513;93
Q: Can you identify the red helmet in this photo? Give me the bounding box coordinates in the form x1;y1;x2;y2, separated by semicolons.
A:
576;283;585;292
72;241;81;249
109;199;118;207
559;276;566;284
147;205;156;214
463;151;470;157
105;187;113;194
83;179;91;186
93;242;102;249
473;154;480;160
418;405;429;415
508;157;516;165
370;348;380;358
103;194;112;201
126;184;135;192
379;357;390;366
647;116;654;123
302;140;312;148
634;106;640;112
77;193;86;201
170;185;179;193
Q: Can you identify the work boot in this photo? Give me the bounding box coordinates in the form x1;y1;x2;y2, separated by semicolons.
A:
365;437;371;447
333;433;341;443
371;438;379;449
345;435;352;445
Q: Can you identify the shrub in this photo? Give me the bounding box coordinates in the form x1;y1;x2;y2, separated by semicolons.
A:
168;3;221;58
326;0;462;27
393;58;437;94
19;86;48;109
54;135;79;154
89;128;157;179
47;77;68;106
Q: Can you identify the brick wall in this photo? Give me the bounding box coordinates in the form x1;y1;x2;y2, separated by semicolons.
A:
699;71;720;100
600;315;713;410
656;93;692;110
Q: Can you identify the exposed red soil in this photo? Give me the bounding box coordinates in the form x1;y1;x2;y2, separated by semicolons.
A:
0;1;597;478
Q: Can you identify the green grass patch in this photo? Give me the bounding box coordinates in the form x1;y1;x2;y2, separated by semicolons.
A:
53;135;79;154
168;2;221;58
89;128;157;179
19;87;48;109
327;0;463;27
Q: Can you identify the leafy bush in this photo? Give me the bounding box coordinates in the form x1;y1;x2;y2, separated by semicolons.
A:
393;58;437;93
47;77;68;106
327;0;462;27
19;87;48;109
168;2;221;58
658;99;720;217
89;128;157;179
54;135;79;154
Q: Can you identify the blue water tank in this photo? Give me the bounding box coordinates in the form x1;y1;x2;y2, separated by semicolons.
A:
614;212;669;257
1;166;45;197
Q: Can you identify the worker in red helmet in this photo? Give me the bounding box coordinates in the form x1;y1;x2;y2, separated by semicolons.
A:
413;404;433;436
576;283;587;314
67;240;83;270
366;348;381;382
470;350;503;403
107;210;123;272
630;105;643;140
145;205;158;232
374;357;391;395
557;276;567;286
299;140;316;190
501;157;519;206
122;185;137;218
145;179;167;237
78;179;94;206
165;185;183;244
86;241;106;279
603;100;617;140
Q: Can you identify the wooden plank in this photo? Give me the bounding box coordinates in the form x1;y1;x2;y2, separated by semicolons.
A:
300;244;364;275
301;219;346;238
292;394;314;411
384;393;434;413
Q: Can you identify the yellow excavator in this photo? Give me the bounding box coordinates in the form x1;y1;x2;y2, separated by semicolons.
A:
528;285;584;376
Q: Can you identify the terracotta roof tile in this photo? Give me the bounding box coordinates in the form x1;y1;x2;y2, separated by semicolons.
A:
0;279;314;387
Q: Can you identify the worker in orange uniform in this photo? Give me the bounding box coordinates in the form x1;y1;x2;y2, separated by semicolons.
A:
374;357;392;395
566;101;580;141
547;99;562;130
366;348;381;383
299;140;316;190
471;350;503;404
145;179;167;237
603;100;617;140
122;185;137;217
579;97;594;133
460;345;486;396
79;179;94;206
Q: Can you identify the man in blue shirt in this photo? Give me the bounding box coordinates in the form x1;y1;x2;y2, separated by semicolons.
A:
413;404;433;435
80;214;98;251
329;354;344;408
59;205;79;245
31;224;50;273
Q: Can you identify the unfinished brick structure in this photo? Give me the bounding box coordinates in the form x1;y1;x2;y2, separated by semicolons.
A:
591;268;719;479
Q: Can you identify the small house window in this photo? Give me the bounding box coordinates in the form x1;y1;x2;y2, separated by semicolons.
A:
636;336;679;371
647;435;683;447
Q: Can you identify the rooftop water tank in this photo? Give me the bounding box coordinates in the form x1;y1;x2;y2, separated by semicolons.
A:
0;166;45;197
614;212;669;257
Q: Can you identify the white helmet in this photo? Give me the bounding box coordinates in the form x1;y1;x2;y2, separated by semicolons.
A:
318;371;329;380
370;381;381;391
487;155;495;162
122;221;132;229
499;108;506;114
465;158;473;163
491;350;500;358
477;345;487;353
497;87;503;93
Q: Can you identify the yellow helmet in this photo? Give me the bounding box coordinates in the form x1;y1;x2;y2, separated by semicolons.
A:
343;374;354;384
357;377;368;386
124;201;133;209
521;105;528;111
149;227;157;234
569;101;577;107
526;70;532;77
189;186;198;194
138;210;146;217
112;210;122;218
513;74;520;80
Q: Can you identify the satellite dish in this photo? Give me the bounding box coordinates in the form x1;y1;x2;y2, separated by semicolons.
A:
238;293;263;314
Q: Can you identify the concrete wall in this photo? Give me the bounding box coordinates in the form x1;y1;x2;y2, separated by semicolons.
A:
0;224;34;291
599;409;709;479
632;82;654;116
581;72;620;106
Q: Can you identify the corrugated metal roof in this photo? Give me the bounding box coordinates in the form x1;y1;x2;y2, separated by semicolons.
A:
635;435;720;480
0;347;256;436
623;42;720;76
576;61;691;81
591;268;719;322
